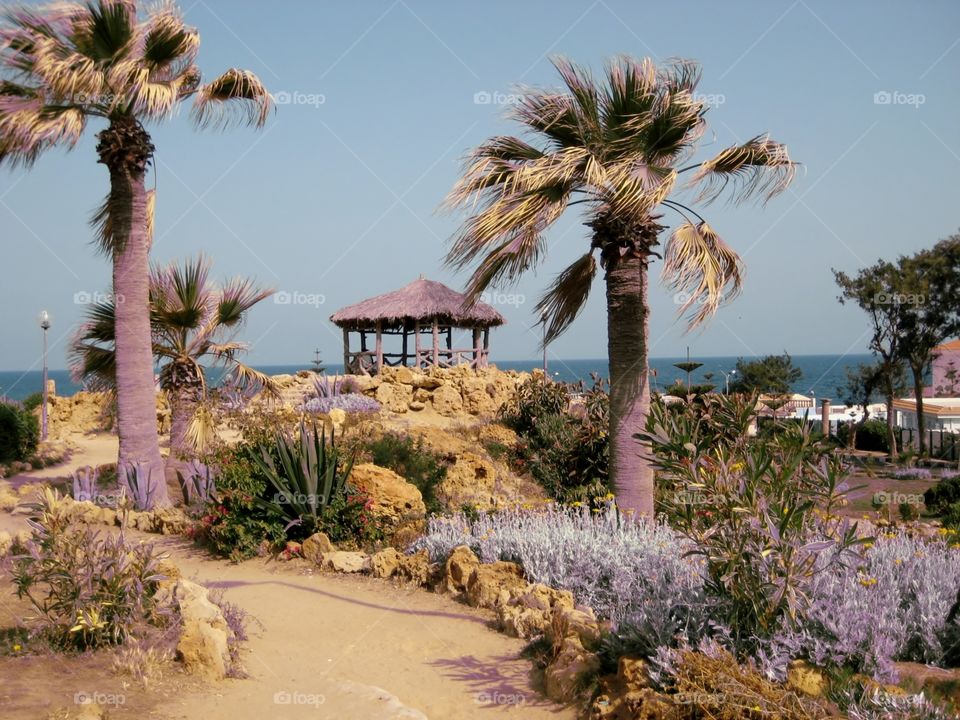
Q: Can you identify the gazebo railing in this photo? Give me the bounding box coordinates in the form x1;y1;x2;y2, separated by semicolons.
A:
345;348;488;374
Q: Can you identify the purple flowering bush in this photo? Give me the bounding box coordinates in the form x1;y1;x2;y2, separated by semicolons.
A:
303;394;381;415
891;467;933;480
413;505;707;647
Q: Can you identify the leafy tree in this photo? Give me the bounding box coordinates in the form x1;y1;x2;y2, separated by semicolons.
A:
834;261;910;456
71;256;277;496
445;56;795;519
836;361;882;449
896;235;960;453
728;353;801;395
0;1;272;506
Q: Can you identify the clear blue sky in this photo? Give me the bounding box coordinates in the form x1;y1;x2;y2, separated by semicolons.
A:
2;0;959;372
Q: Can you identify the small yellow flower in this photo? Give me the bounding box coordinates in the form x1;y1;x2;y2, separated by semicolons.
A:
858;577;878;587
938;528;950;536
894;558;904;565
12;644;21;652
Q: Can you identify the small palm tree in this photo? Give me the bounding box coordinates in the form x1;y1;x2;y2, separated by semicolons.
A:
445;56;796;518
70;256;278;497
0;0;272;506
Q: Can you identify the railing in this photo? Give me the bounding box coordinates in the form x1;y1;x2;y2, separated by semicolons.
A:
897;427;960;463
345;348;489;374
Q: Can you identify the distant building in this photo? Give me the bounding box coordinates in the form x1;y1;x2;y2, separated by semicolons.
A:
932;339;960;397
894;397;960;432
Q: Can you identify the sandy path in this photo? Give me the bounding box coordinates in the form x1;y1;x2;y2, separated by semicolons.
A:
0;504;574;720
157;536;574;720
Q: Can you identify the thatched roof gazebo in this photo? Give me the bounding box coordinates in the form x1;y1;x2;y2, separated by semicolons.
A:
330;277;505;375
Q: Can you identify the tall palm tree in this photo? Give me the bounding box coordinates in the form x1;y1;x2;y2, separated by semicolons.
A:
445;56;795;519
0;0;271;507
70;255;278;498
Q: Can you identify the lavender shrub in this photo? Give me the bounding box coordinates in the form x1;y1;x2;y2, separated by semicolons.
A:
412;505;707;641
303;394;381;415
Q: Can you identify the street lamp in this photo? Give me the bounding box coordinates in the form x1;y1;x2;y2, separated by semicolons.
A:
39;310;51;441
721;369;737;394
540;309;548;375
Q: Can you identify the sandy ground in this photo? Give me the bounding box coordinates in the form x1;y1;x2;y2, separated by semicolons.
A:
0;440;576;720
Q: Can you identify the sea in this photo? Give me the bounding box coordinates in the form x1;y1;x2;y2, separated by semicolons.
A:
0;354;873;404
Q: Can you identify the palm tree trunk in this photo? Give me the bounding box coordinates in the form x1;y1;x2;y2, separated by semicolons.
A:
604;253;654;521
100;119;169;508
165;390;198;504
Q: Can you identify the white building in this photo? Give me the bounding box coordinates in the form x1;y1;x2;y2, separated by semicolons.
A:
894;398;960;432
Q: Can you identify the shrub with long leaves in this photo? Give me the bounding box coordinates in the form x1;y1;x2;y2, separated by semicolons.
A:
11;489;170;649
249;422;355;536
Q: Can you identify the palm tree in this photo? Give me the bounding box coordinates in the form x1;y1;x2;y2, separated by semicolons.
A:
445;56;795;519
0;0;271;506
70;256;278;499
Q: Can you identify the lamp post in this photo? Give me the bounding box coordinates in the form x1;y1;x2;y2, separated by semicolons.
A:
540;309;548;375
722;369;737;394
39;310;51;441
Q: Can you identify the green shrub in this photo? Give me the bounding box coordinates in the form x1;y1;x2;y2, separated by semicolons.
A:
924;475;960;516
0;402;39;462
361;431;447;515
22;392;43;412
837;418;891;452
11;488;170;649
499;374;568;436
941;502;960;532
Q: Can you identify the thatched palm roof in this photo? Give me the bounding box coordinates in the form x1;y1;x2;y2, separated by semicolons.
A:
330;278;506;330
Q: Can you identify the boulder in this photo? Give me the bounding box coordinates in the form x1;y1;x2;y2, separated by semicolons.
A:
786;659;827;697
408;400;425;412
302;532;336;564
375;382;413;414
497;583;575;639
544;635;601;703
436;452;497;511
477;423;519;448
349;463;426;526
370;547;402;578
321;551;371;573
393;367;415;385
465;561;526;609
431;383;464;416
460;376;499;416
550;605;601;651
397;549;433;586
169;579;232;681
444;545;480;594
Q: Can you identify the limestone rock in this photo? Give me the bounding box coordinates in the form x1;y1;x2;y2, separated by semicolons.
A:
551;605;601;651
618;657;650;688
444;545;480;594
321;551;371;573
465;561;525;609
302;532;336;564
436;452;497;511
497;583;575;639
544;636;601;703
375;382;413;414
371;547;402;578
393;367;415;385
350;463;426;526
786;659;827;697
397;549;433;586
431;383;464;416
169;579;232;681
408;400;425;411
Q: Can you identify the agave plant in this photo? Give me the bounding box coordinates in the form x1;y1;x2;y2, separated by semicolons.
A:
176;459;216;505
0;0;272;507
249;422;355;536
71;465;100;503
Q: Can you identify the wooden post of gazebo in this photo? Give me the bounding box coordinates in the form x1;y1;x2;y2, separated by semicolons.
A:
342;328;350;373
375;321;383;373
432;320;439;366
401;324;409;366
414;321;421;369
472;328;481;367
482;327;490;368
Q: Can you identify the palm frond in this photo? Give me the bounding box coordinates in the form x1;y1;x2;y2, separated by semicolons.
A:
535;252;597;345
687;135;796;205
661;221;744;329
191;68;272;129
184;403;217;453
217;277;274;327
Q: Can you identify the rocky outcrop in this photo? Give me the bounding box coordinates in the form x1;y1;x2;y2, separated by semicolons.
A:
436;452;497;510
302;532;336;564
349;464;426;528
165;579;233;681
444;545;481;594
497;583;575;639
321;551;372;573
370;547;402;578
465;561;526;609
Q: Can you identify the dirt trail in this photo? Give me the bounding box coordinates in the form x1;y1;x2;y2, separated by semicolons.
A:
0;482;575;720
